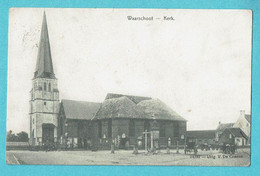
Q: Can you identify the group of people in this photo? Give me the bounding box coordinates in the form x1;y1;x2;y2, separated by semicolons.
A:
43;139;55;152
42;139;87;151
42;139;71;151
221;143;237;154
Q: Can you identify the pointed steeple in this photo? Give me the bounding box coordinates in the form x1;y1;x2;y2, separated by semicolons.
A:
34;11;55;79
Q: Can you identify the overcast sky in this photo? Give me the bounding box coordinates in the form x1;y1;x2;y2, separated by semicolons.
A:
7;8;252;133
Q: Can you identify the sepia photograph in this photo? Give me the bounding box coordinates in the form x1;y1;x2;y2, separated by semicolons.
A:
6;8;252;166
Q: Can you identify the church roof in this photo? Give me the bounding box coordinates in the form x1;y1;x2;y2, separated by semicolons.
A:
61;99;101;120
34;11;55;79
93;93;186;121
137;99;186;121
94;96;149;120
105;93;152;104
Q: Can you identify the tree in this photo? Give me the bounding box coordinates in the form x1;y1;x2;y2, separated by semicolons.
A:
6;130;29;142
17;131;29;142
6;130;18;142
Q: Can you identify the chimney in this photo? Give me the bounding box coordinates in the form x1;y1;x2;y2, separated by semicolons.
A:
240;110;245;117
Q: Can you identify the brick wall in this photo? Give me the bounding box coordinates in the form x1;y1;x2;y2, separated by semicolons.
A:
90;119;187;149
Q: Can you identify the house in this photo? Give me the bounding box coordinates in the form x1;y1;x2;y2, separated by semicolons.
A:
233;110;251;145
219;127;248;146
186;130;217;145
215;122;234;142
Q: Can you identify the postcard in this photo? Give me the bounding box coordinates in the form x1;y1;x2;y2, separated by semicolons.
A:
6;8;252;166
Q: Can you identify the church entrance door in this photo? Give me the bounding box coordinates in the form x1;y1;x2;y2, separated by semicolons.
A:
42;124;55;144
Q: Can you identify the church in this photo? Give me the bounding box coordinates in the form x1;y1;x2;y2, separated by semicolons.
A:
29;12;187;150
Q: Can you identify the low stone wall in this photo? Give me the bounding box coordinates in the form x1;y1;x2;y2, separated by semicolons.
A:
6;142;29;150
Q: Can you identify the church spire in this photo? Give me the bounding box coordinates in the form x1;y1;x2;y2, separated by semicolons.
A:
34;11;55;79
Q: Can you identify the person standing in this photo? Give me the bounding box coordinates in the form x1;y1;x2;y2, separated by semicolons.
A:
67;140;71;150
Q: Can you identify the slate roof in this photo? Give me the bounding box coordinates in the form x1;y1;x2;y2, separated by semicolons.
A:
61;99;101;120
245;114;251;123
93;93;186;121
105;93;152;104
137;99;186;121
222;127;248;139
34;11;55;79
62;93;186;122
216;123;234;132
94;96;149;120
186;130;216;139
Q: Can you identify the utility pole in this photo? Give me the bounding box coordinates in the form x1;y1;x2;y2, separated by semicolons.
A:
145;130;147;151
176;140;179;154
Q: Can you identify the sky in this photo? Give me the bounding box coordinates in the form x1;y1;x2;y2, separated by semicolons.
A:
7;8;252;134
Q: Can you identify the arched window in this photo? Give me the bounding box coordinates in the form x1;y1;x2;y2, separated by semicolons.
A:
108;119;112;138
144;120;150;132
129;120;135;137
98;121;102;138
44;82;47;91
173;123;179;137
159;122;166;137
49;83;51;91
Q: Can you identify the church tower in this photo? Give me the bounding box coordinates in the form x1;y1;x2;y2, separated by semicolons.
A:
29;12;59;146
